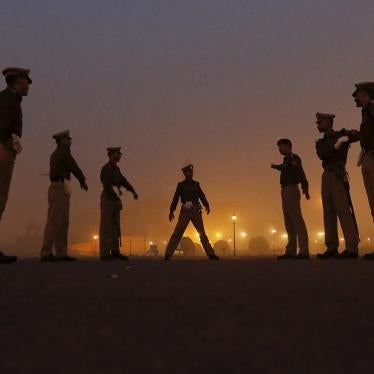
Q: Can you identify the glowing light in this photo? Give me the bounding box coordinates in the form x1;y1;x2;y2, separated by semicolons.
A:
317;232;325;237
281;233;288;239
93;235;99;240
149;241;153;245
240;232;247;238
271;229;277;234
216;233;222;239
368;238;371;242
232;214;237;222
340;237;345;242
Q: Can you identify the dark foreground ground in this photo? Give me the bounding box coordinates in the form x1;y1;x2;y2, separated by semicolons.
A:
1;258;374;374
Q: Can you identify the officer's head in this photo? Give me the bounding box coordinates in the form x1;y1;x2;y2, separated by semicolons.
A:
57;136;72;148
277;139;292;155
2;68;32;96
316;113;335;133
108;148;122;163
53;131;72;147
182;164;193;180
352;83;374;108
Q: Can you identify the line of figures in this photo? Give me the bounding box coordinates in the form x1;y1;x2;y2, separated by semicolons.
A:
0;67;373;264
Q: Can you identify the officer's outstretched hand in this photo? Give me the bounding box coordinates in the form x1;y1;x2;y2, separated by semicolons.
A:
133;192;139;200
169;212;174;222
205;206;211;215
304;190;310;200
81;182;88;191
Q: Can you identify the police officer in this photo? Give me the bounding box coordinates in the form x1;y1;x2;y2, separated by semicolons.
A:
0;67;32;264
352;83;374;260
271;139;310;259
40;130;88;262
164;164;219;260
315;113;360;259
99;147;138;261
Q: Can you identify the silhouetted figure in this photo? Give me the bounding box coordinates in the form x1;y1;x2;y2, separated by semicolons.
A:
353;83;374;260
99;147;138;261
0;67;32;264
271;139;310;260
164;164;219;260
40;130;88;262
315;113;360;259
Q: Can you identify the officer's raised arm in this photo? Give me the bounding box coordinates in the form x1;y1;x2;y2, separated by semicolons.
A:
271;163;283;171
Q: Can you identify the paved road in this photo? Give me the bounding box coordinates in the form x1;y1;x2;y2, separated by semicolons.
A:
1;258;374;373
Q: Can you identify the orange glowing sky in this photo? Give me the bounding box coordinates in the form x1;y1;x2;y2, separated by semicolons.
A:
1;0;373;254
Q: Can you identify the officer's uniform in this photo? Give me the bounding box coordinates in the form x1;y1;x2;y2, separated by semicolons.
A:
99;147;136;259
0;67;31;263
273;153;309;257
353;83;374;223
0;68;31;219
315;113;360;258
165;165;217;259
40;130;86;260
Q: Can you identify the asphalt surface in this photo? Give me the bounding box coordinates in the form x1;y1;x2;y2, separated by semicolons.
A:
1;258;374;373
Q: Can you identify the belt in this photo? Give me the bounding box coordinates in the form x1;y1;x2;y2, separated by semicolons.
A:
50;177;65;182
323;165;346;172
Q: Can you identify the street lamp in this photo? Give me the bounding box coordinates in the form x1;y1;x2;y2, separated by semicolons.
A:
270;229;277;251
92;234;99;251
232;213;237;257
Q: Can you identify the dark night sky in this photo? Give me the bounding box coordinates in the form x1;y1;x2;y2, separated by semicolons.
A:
1;0;373;253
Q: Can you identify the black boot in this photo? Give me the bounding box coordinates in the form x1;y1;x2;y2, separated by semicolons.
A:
41;254;60;262
277;254;295;260
112;252;129;261
294;253;310;260
335;250;358;259
57;255;77;262
0;252;17;264
100;255;114;261
364;252;374;260
209;254;220;260
316;250;338;259
164;255;171;261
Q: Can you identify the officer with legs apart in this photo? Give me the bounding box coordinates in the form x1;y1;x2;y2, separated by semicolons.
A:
164;164;219;261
